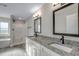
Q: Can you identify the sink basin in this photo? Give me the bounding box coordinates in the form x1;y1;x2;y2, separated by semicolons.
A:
49;43;73;53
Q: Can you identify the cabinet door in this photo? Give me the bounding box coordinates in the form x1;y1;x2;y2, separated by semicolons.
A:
35;44;41;56
40;45;50;56
30;40;41;56
31;41;37;56
26;39;39;56
28;45;37;56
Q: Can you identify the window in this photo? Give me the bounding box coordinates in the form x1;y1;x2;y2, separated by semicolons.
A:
0;22;9;34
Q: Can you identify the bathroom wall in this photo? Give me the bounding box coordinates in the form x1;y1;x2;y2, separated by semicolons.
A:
26;3;52;37
26;3;79;42
26;17;34;36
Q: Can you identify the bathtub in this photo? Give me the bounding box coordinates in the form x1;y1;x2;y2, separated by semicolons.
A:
0;38;10;48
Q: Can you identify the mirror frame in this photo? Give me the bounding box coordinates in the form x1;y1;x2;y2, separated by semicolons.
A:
53;3;79;37
34;17;41;33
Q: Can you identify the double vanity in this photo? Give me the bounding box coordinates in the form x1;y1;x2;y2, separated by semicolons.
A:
26;36;79;56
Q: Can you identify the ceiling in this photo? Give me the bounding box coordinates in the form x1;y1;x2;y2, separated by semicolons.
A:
0;3;44;20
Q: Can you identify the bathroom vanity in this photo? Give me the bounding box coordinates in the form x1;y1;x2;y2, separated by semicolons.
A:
26;36;79;56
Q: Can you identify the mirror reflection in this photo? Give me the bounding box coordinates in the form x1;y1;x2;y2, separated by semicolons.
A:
53;3;79;36
34;17;41;33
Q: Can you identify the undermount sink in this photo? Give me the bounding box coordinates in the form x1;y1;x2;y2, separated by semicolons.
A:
49;43;73;53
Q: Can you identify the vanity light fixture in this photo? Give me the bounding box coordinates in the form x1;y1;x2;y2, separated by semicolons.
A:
52;3;59;6
33;14;40;20
33;10;41;18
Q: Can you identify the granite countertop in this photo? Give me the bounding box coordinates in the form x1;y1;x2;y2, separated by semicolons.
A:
27;36;79;56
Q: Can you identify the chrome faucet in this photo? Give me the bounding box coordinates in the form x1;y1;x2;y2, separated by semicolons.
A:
60;35;64;44
34;32;38;37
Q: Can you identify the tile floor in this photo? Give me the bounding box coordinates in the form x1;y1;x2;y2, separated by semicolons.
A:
0;44;27;56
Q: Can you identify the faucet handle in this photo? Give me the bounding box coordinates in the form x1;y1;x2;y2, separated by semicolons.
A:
62;35;64;38
60;35;64;44
60;35;63;40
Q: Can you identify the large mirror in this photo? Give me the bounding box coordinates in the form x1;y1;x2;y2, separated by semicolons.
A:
53;3;79;37
34;17;41;33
